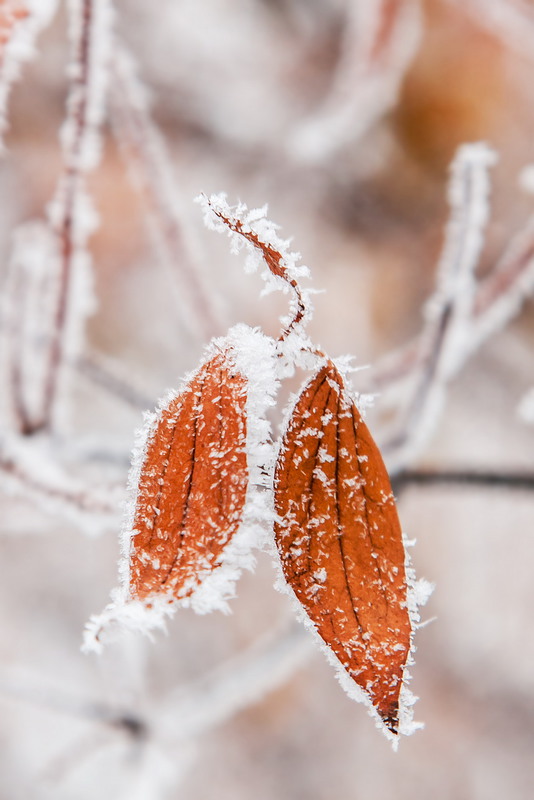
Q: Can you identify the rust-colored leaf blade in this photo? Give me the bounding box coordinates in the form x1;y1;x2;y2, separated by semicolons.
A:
129;350;248;603
274;361;411;733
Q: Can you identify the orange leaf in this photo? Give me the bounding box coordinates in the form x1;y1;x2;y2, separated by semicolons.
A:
129;349;248;604
274;361;411;734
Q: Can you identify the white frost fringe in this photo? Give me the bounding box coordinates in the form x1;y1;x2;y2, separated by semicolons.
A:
83;324;279;652
270;367;433;746
270;528;433;748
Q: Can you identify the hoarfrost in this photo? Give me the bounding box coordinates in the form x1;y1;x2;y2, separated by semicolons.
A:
270;529;431;746
196;193;314;336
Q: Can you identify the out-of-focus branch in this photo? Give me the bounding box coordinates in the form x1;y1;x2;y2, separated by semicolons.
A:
3;222;63;433
0;669;147;736
2;0;113;435
76;351;154;411
0;431;121;531
287;0;421;164
446;0;534;61
40;0;113;433
109;43;224;342
156;621;313;743
471;214;534;349
369;190;534;397
394;468;534;495
381;143;496;471
0;0;58;147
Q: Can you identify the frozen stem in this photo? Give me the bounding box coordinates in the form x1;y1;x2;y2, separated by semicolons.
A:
198;194;312;343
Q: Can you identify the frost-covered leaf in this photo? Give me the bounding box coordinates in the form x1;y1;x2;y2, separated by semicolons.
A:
129;349;249;604
84;324;279;650
274;360;412;735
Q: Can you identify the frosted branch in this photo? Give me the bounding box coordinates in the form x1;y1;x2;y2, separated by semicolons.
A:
109;43;223;341
1;222;62;432
0;431;121;532
445;0;534;61
156;622;313;743
471;215;534;351
76;350;154;411
197;193;313;347
0;0;58;149
37;0;113;432
286;0;421;164
383;143;496;470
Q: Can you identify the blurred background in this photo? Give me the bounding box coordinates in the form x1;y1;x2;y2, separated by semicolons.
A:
1;0;534;797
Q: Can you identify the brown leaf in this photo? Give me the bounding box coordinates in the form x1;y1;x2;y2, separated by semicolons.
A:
129;349;248;603
274;361;411;733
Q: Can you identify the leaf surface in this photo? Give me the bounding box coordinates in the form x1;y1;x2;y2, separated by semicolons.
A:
274;361;411;733
129;350;248;603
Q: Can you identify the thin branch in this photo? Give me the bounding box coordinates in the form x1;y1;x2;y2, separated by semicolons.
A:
445;0;534;62
0;432;121;530
76;351;153;411
382;144;496;470
156;621;313;743
109;42;224;341
0;672;147;736
36;0;112;432
2;222;63;434
199;194;312;342
286;0;421;164
394;469;534;494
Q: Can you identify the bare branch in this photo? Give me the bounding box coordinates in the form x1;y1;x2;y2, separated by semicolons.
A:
394;468;534;494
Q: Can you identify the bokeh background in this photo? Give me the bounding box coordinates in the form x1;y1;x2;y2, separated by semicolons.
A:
1;1;534;798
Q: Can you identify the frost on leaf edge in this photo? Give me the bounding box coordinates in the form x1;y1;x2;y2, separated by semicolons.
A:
83;323;279;652
270;362;432;745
